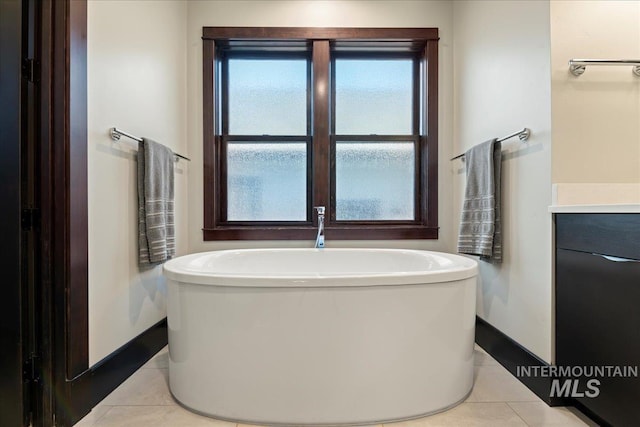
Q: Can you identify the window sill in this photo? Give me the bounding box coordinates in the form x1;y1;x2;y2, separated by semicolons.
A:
202;225;438;241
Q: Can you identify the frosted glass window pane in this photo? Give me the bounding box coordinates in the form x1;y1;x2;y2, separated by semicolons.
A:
227;142;307;221
335;142;414;220
335;59;413;135
228;59;307;135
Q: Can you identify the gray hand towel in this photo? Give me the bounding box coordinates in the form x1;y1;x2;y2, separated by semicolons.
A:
457;139;502;262
138;138;175;266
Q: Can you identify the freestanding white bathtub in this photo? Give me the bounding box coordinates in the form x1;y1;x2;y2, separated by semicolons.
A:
163;248;478;426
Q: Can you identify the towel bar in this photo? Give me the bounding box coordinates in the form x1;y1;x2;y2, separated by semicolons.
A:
109;127;191;162
569;59;640;77
450;128;530;161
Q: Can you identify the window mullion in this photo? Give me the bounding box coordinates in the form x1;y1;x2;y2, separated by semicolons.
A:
424;40;438;228
312;40;331;226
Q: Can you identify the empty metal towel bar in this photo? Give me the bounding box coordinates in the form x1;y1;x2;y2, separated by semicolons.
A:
110;127;191;162
569;59;640;77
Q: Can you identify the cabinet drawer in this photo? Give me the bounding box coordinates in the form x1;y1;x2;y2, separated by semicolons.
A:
556;248;640;427
556;214;640;260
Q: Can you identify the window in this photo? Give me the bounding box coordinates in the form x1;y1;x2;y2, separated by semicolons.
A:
203;28;439;240
224;55;310;222
333;56;417;221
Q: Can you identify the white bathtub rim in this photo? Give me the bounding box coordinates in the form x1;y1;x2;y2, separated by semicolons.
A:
165;274;476;288
163;248;478;287
169;386;473;427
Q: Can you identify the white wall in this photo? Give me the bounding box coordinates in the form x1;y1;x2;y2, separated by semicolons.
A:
88;0;188;365
453;1;553;362
86;0;562;366
551;0;640;184
186;1;456;253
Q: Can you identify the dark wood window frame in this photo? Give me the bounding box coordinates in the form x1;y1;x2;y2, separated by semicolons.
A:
202;27;439;241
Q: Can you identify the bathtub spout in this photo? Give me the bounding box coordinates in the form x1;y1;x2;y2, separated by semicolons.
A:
314;206;325;248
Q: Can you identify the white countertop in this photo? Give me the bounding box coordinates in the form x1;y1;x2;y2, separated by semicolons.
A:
549;204;640;213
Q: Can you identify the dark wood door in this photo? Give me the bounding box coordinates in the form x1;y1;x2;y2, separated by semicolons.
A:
0;0;27;426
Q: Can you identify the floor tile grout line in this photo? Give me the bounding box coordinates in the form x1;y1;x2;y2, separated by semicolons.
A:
89;405;113;427
97;403;178;406
505;402;535;427
464;400;541;404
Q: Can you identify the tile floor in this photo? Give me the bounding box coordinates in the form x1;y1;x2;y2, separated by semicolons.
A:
75;346;597;427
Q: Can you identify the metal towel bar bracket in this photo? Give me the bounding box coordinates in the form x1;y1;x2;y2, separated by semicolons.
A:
569;59;640;77
109;127;191;162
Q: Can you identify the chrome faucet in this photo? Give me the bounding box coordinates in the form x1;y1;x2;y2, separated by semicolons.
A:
314;206;325;248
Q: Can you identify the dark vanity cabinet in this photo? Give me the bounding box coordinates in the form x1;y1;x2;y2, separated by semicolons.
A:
555;213;640;427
